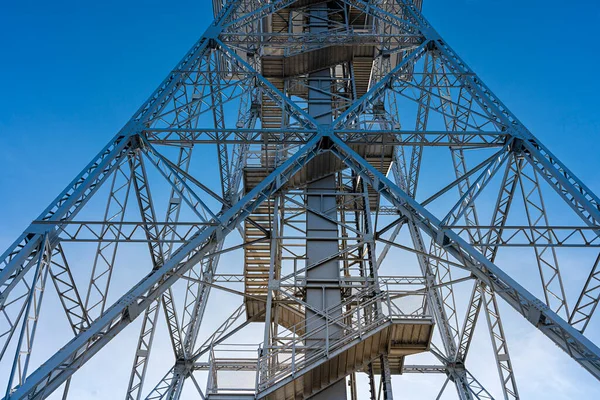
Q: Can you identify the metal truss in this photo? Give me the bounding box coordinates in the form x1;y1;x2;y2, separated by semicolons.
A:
125;148;186;400
570;253;600;333
329;135;600;377
2;1;600;400
433;48;519;400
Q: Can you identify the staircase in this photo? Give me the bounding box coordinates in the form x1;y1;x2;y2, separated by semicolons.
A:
256;290;434;400
353;57;373;98
243;1;396;329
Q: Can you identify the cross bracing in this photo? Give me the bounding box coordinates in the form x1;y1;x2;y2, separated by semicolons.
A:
1;1;599;399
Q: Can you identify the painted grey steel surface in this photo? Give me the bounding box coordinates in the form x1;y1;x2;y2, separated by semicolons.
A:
1;1;599;399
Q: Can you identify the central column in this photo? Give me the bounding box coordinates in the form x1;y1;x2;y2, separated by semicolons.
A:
304;3;347;399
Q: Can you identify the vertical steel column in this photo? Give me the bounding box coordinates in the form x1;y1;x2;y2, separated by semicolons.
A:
262;195;280;368
304;3;346;399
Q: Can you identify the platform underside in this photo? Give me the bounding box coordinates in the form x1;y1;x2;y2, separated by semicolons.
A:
257;318;434;400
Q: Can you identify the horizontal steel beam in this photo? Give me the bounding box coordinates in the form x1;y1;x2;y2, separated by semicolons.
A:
4;136;325;400
145;128;507;147
329;134;600;380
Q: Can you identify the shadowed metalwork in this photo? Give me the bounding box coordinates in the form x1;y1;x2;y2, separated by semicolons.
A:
1;1;599;400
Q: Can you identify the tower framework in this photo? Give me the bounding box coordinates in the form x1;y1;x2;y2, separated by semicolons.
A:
1;1;600;399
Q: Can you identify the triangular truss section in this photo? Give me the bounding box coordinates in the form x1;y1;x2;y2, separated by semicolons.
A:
1;1;599;400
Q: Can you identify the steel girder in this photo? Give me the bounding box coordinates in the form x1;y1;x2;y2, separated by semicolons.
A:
2;1;600;399
434;51;519;400
145;72;262;400
327;135;600;379
125;149;187;400
571;253;600;333
3;134;325;399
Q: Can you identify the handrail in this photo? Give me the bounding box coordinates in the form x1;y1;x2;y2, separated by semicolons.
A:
256;286;430;390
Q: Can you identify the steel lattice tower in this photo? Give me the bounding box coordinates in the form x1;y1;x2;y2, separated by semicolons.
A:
1;1;600;399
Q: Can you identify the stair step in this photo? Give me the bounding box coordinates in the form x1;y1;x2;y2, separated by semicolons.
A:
256;318;434;400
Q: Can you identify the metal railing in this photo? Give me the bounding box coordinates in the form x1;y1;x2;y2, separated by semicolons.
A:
206;344;260;396
257;286;429;391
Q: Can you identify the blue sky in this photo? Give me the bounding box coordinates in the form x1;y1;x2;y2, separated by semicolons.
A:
2;0;600;237
1;0;600;398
